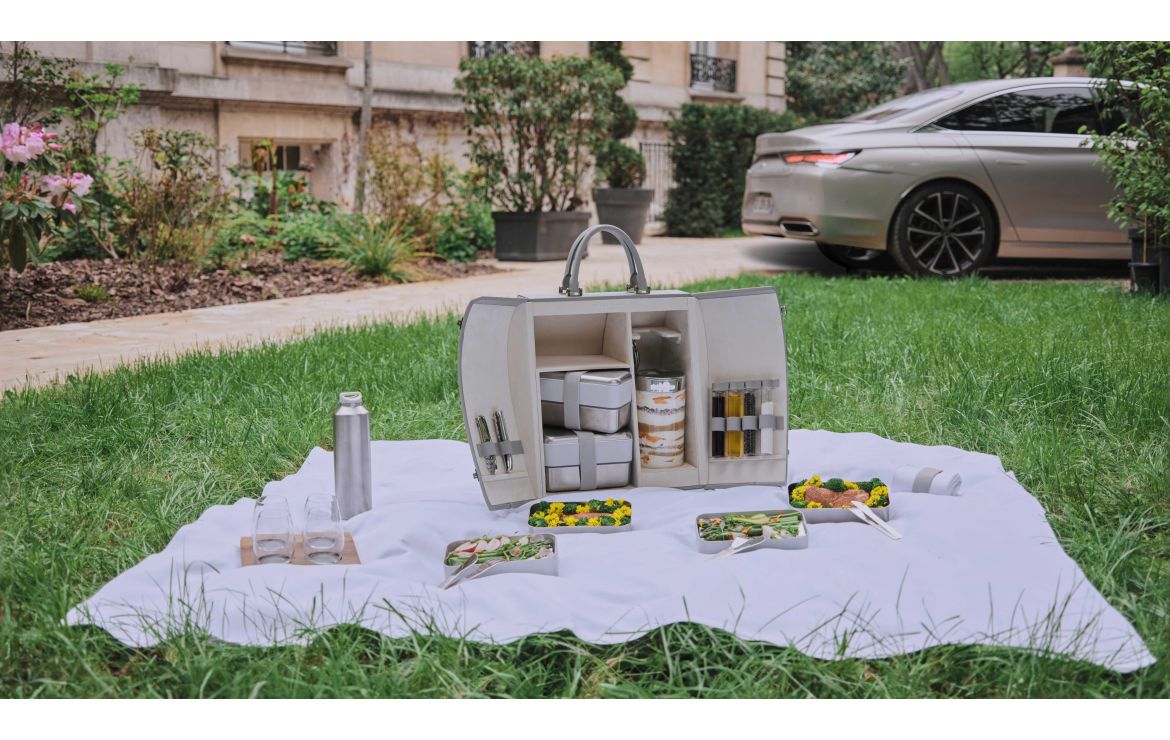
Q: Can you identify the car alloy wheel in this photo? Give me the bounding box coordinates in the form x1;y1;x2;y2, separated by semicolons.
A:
890;183;996;277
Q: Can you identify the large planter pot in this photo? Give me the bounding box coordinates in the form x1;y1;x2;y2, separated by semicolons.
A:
1128;226;1161;294
492;211;592;262
594;188;654;244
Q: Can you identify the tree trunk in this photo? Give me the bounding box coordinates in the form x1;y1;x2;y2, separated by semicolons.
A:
354;41;373;214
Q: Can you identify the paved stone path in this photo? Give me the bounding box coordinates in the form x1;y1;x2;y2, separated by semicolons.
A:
1;236;838;392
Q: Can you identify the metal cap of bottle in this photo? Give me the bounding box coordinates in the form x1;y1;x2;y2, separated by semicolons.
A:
334;391;372;520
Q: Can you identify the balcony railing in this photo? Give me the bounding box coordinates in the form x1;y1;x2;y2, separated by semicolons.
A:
689;53;737;93
226;41;338;57
468;41;541;59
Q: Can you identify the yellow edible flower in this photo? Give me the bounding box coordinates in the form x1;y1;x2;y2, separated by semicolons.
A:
791;485;807;502
545;513;562;527
586;517;601;527
806;502;823;509
844;480;858;489
872;485;888;497
575;504;589;515
866;492;882;507
549;502;565;514
807;474;822;486
604;497;615;507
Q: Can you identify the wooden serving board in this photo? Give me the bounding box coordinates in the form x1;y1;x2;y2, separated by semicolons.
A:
240;532;360;566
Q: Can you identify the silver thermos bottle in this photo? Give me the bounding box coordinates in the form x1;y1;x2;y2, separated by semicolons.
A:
333;391;372;519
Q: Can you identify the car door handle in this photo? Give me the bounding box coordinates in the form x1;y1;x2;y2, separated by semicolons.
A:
995;158;1028;166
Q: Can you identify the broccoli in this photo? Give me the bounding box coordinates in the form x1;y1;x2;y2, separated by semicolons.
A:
528;516;548;527
790;499;807;508
825;478;846;492
530;502;551;515
858;480;874;492
599;516;615;526
587;499;605;512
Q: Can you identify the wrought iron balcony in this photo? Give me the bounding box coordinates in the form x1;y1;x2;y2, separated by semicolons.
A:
468;41;541;59
226;41;338;57
689;53;737;93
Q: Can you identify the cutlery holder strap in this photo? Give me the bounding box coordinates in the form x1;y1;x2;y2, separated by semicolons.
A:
562;370;586;430
574;430;598;491
559;225;650;297
475;440;525;457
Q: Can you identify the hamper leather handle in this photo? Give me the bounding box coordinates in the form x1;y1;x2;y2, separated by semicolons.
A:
558;225;650;297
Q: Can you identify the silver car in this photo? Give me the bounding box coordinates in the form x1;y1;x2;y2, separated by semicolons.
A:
741;77;1127;276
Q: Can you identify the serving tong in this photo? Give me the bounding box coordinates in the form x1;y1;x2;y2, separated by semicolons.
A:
848;501;902;540
712;525;775;559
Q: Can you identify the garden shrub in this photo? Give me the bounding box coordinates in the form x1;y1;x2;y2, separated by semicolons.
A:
1084;41;1170;245
590;42;645;189
457;54;621;211
205;210;275;268
362;122;492;262
663;103;799;237
277;211;353;262
112;128;228;263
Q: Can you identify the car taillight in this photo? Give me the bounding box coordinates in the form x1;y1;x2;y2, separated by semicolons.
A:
781;151;859;167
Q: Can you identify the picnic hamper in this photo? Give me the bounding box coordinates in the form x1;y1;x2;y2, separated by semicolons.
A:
458;225;789;509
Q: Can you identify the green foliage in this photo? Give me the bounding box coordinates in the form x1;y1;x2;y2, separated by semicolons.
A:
944;42;1063;83
1084;42;1170;245
664;103;799;236
337;218;417;282
277;211;353;262
824;478;846;492
73;283;111;303
786;42;906;123
528;516;548;528
434;197;493;263
205;210;276;268
590;41;645;189
230;167;330;219
112;128;227;262
457;54;621;211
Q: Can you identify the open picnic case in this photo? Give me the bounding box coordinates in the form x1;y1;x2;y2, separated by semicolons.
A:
458;225;789;509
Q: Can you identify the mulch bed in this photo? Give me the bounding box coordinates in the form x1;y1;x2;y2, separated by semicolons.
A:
0;252;498;331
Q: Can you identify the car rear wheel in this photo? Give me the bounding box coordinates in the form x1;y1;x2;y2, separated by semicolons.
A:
816;243;895;271
889;182;997;277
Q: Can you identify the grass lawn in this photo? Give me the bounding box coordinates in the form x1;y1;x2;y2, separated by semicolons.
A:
1;273;1168;698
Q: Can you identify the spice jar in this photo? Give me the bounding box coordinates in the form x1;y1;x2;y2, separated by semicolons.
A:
636;370;686;469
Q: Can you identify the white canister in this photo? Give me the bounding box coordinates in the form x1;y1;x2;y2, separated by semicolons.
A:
636;370;686;468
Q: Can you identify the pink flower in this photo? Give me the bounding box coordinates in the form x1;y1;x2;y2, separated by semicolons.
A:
69;172;93;197
42;174;68;195
62;199;77;214
1;121;59;163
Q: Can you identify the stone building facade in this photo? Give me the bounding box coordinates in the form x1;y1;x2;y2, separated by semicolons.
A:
22;41;787;210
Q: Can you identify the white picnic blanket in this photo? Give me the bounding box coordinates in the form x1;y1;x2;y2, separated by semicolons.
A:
67;431;1155;672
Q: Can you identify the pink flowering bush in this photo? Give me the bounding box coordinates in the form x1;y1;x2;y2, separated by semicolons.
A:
1;121;90;270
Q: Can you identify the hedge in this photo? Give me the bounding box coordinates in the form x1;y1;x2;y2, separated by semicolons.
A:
663;103;799;237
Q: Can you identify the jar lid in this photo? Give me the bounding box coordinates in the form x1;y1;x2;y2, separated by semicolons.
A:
636;369;685;392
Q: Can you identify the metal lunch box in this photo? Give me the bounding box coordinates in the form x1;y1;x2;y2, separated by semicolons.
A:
539;369;632;434
542;427;633;492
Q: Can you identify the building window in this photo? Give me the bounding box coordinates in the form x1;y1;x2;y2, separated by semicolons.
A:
468;41;541;59
242;141;314;173
226;41;338;57
689;42;737;93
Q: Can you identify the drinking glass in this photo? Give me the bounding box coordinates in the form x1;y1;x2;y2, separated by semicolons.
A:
303;493;344;564
252;495;294;564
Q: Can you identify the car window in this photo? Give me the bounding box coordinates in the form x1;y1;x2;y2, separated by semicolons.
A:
935;99;998;131
937;87;1103;134
992;88;1100;134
